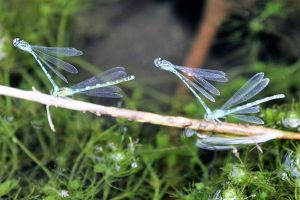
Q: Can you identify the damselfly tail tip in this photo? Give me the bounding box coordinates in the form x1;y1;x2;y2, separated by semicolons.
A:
74;48;83;56
258;121;265;125
128;75;135;80
124;75;135;81
258;72;264;76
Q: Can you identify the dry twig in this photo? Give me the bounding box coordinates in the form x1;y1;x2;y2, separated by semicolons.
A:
183;0;230;68
0;84;298;140
177;0;231;95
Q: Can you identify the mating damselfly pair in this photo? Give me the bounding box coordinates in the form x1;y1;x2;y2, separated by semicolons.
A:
13;38;134;98
154;58;285;124
154;58;285;151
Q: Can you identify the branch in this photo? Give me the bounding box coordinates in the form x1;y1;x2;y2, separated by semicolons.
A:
183;0;230;68
177;0;231;96
0;85;298;140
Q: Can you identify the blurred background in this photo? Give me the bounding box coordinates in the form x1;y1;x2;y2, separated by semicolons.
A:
0;0;300;199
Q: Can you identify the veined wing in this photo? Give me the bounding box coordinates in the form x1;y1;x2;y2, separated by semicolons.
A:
221;73;269;109
33;48;78;74
70;67;127;90
195;140;235;150
78;86;123;98
195;132;279;150
37;54;68;83
174;66;228;82
230;114;264;124
192;77;220;95
179;73;215;102
32;45;83;57
175;66;224;97
233;106;260;114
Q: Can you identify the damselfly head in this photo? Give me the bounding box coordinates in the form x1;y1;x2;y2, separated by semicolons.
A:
13;38;30;51
154;57;173;71
12;38;21;46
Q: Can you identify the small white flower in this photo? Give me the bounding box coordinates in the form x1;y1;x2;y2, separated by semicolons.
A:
131;161;138;168
282;117;300;128
128;142;135;152
115;164;121;171
58;190;69;198
281;172;288;181
108;143;116;151
111;153;125;161
282;112;300;129
283;151;300;179
229;166;246;183
95;146;103;153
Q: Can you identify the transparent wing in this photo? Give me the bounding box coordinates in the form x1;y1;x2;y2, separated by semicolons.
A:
78;86;123;98
82;86;121;93
195;140;235;151
33;49;78;74
221;73;269;109
173;66;227;97
37;55;68;83
233;106;260;114
230;114;264;124
174;66;228;82
198;135;241;145
195;133;279;151
32;45;83;57
70;67;126;90
192;77;220;95
179;73;215;102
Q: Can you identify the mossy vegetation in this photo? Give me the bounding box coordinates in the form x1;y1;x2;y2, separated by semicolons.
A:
0;0;300;199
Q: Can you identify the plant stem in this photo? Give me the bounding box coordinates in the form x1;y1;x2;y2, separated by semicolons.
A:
12;136;53;179
0;84;298;140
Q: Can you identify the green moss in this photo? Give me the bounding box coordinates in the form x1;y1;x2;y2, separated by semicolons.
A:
0;179;19;197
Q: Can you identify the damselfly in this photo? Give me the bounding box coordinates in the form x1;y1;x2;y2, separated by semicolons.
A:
154;58;228;114
184;129;281;151
52;67;134;98
205;72;285;124
13;38;82;92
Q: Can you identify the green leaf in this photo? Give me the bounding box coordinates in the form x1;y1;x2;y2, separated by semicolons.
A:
0;179;19;197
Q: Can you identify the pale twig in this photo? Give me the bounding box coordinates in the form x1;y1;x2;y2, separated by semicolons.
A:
32;86;56;132
0;85;298;140
46;105;56;132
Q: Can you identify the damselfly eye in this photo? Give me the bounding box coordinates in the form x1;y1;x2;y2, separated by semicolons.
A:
154;58;162;66
13;38;20;46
